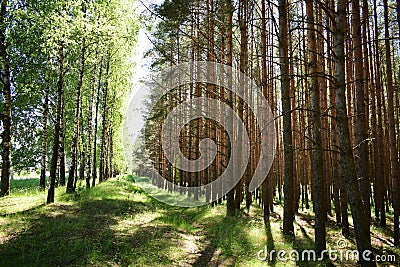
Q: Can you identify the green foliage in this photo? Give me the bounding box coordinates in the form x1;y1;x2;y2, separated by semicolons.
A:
155;0;192;25
1;0;139;173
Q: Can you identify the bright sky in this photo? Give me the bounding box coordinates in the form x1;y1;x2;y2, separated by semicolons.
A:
123;0;163;168
129;0;163;98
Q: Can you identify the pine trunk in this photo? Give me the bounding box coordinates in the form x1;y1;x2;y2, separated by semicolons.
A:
279;0;295;236
306;0;326;254
235;0;247;213
352;0;370;222
225;0;235;216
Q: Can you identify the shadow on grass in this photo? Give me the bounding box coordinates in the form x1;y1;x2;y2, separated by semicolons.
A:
279;225;335;267
0;198;151;266
0;203;45;217
192;242;217;267
0;177;191;267
205;214;255;266
265;221;276;265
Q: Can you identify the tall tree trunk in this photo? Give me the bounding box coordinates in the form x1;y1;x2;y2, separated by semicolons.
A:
100;55;110;183
334;1;375;264
67;36;86;193
59;101;66;186
40;67;50;189
225;0;235;216
109;127;114;178
193;2;201;201
306;0;326;254
261;0;270;222
362;0;375;224
279;0;295;236
106;94;115;179
235;0;247;213
352;0;370;223
206;0;216;205
78;95;85;186
330;55;342;225
85;53;99;189
47;44;64;204
0;0;11;197
92;58;103;187
372;0;386;227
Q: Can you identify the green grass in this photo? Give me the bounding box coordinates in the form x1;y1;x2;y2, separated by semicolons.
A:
0;176;399;267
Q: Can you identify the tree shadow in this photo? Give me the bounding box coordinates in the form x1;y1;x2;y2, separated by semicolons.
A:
281;225;336;267
192;242;217;267
264;221;276;265
0;203;45;217
0;197;180;266
154;205;220;266
191;213;256;266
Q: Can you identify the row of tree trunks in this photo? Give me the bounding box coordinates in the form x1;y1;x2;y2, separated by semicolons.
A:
382;0;400;247
40;67;50;189
144;0;400;254
44;45;113;196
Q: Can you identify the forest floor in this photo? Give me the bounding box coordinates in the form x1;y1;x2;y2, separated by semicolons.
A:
0;175;399;267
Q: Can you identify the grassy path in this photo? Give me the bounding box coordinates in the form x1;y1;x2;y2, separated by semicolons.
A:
0;176;398;266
